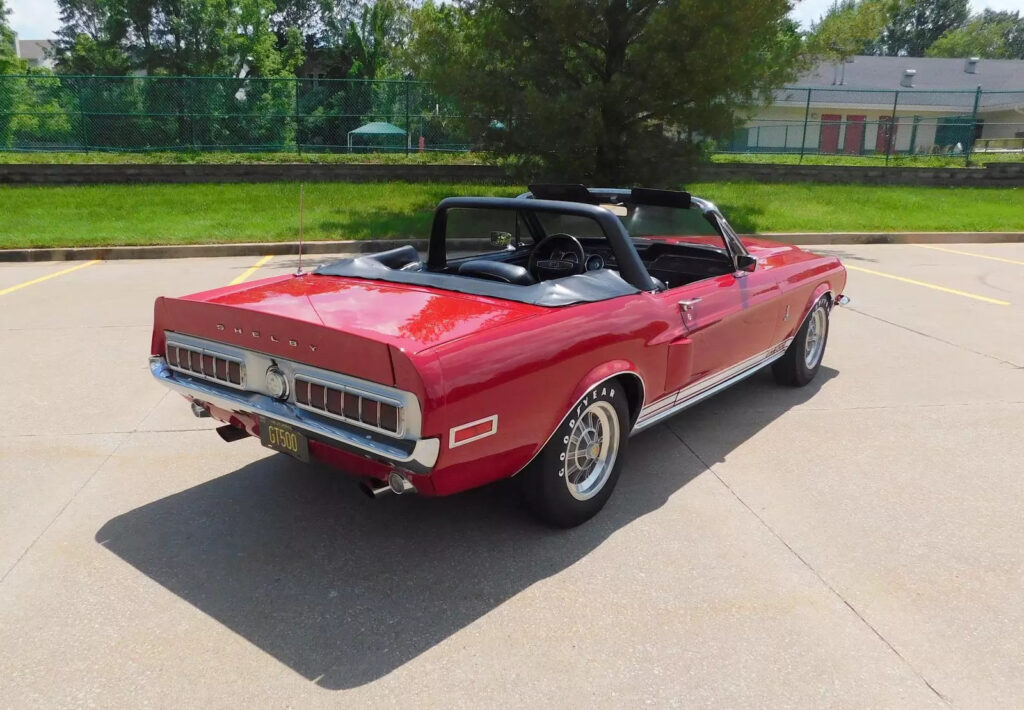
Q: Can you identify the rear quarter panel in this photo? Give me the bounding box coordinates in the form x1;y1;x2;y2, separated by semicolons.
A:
417;294;670;495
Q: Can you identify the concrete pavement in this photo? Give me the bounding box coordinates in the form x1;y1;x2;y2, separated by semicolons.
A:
1;244;1022;708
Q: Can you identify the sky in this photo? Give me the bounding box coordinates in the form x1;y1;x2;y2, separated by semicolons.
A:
6;0;1024;38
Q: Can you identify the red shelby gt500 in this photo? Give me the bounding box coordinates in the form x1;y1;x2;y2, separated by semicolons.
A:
150;185;848;526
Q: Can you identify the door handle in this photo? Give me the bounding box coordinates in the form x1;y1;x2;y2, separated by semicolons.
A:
678;298;702;312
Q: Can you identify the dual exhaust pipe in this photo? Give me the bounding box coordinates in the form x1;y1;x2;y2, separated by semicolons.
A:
204;404;417;499
360;471;417;498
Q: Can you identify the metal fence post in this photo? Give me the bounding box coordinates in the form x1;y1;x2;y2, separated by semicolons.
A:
966;85;982;166
294;78;301;155
885;90;899;165
404;77;411;155
798;88;811;164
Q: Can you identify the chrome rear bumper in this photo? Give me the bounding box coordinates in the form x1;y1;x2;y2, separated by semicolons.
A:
149;356;440;473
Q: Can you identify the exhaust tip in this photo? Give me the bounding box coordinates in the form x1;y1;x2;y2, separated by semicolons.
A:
359;478;391;499
216;424;249;442
388;471;417;495
191;402;211;418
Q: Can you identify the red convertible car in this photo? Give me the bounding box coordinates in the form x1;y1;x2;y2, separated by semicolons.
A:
150;185;847;527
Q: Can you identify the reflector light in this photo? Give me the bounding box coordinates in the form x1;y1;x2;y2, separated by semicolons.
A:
449;415;498;448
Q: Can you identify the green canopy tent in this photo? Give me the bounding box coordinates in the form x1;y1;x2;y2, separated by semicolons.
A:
347;121;409;153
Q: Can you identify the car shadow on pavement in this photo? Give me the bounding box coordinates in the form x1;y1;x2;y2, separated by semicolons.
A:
96;365;837;690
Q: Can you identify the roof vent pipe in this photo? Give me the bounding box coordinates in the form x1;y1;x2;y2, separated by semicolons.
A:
964;57;979;74
900;69;916;88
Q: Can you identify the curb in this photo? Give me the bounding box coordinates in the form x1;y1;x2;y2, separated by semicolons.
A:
1;232;1022;262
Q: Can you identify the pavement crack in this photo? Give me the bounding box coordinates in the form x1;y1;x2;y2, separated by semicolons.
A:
845;307;1021;369
665;423;955;709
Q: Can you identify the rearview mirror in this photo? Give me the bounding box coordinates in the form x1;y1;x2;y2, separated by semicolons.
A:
735;254;757;273
490;231;512;248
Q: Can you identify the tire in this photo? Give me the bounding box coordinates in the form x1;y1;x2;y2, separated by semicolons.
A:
522;383;630;528
772;296;830;387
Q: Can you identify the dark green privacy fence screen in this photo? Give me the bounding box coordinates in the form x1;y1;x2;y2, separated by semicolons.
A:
0;75;472;153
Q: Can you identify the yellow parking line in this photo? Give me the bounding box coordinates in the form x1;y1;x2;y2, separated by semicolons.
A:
0;260;101;297
845;264;1010;306
230;254;273;285
910;244;1024;266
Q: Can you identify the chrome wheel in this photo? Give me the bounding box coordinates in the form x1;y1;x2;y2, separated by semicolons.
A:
803;306;827;369
563;401;620;501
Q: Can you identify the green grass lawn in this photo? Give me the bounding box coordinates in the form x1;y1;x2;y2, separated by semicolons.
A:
0;181;1021;249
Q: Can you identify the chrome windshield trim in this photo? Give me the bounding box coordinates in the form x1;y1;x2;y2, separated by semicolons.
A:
150;356;439;472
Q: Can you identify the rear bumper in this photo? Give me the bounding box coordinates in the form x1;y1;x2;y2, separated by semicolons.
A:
149;356;440;473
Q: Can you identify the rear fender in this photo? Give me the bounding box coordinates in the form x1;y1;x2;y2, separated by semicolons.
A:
567;361;646;430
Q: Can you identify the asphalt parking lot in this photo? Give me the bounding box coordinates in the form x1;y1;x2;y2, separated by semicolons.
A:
1;243;1023;709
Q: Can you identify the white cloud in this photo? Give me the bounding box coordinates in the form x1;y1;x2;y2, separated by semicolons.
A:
8;0;61;39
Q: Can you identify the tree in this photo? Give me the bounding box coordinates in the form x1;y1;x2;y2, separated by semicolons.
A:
867;0;969;56
409;0;802;185
926;10;1024;59
53;0;305;78
806;0;888;62
0;0;27;74
341;0;409;79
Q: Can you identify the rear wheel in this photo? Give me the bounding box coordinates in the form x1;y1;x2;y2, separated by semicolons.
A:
772;296;830;387
522;385;629;528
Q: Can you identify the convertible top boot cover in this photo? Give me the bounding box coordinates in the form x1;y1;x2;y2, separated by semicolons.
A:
315;250;639;307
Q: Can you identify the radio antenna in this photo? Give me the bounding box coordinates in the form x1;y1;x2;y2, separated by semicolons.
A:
296;183;305;275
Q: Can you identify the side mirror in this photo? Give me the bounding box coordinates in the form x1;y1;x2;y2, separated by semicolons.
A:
490;231;513;248
735;254;757;273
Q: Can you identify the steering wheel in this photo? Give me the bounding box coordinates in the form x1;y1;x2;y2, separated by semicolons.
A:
528;233;587;281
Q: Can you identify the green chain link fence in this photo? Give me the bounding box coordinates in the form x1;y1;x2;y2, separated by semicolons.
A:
1;75;1022;163
0;74;474;153
724;86;1024;165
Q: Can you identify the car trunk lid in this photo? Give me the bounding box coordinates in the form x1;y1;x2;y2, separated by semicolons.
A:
154;273;543;384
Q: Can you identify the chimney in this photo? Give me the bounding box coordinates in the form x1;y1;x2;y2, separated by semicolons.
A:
964;57;979;74
900;69;916;88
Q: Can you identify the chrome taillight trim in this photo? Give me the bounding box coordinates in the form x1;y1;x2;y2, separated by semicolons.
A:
150;356;439;472
293;374;405;437
162;331;423;440
166;339;246;390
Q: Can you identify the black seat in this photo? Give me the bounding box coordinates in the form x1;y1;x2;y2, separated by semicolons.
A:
457;260;536;286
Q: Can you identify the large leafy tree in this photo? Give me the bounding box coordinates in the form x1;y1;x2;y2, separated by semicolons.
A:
54;0;305;77
867;0;969;56
807;0;889;62
409;0;802;184
927;10;1024;59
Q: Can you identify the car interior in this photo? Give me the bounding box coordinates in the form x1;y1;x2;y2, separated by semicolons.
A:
314;188;742;307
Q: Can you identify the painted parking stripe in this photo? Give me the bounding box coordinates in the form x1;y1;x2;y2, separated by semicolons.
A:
910;244;1024;266
0;260;101;297
845;264;1010;306
229;254;273;285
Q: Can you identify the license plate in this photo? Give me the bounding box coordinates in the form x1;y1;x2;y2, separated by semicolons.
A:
259;418;310;462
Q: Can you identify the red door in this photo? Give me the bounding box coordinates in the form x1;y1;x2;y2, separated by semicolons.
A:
819;114;841;154
876;115;897;153
843;115;866;154
649;268;782;404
